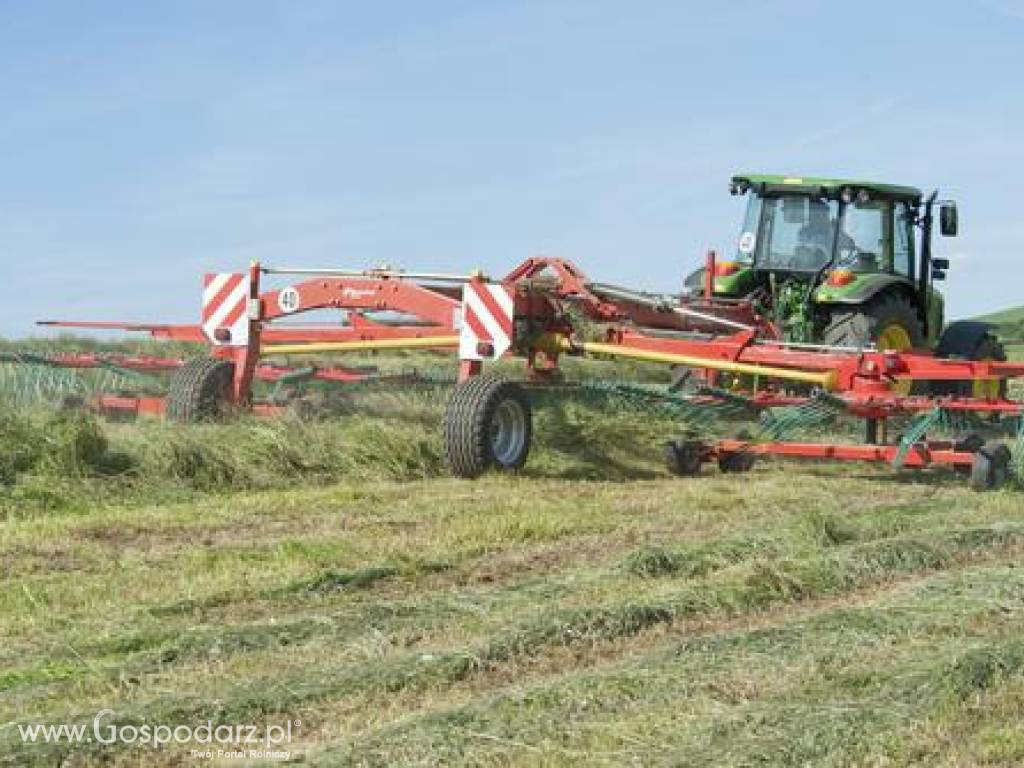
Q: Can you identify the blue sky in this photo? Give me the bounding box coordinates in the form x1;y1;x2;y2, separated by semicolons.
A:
2;0;1023;336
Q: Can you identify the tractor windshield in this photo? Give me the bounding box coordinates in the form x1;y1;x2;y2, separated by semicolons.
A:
740;195;841;273
762;196;841;272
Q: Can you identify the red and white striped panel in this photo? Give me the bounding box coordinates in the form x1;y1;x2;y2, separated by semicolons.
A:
459;281;515;360
202;273;250;346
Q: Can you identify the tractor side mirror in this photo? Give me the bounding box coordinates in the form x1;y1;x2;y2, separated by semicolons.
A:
939;203;958;237
932;257;950;270
932;270;947;281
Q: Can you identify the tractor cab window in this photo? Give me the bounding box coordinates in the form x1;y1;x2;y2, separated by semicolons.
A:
893;202;913;277
839;201;891;274
734;194;763;264
757;195;840;272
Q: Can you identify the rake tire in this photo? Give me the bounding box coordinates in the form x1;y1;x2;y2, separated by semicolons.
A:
167;358;235;423
969;440;1011;492
665;440;704;477
719;451;756;473
444;374;532;479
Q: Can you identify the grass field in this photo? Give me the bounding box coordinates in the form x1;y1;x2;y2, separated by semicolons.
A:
1;354;1023;766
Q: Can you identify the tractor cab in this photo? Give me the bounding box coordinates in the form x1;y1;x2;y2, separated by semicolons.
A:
714;175;940;293
689;174;960;349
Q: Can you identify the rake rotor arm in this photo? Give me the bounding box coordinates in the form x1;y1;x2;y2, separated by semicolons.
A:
36;318;448;345
21;351;375;384
258;276;461;329
36;320;207;342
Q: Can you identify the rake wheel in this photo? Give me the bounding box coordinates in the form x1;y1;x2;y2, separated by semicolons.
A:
167;358;235;423
665;440;704;477
719;451;756;474
969;440;1011;492
718;430;756;473
444;374;532;479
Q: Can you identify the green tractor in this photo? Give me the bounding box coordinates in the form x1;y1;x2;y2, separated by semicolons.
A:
686;174;1005;396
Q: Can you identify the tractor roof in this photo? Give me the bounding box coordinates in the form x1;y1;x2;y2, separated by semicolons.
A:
732;174;923;202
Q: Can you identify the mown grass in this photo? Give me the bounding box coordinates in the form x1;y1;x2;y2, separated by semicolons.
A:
1;459;1023;764
0;377;705;519
0;348;1022;766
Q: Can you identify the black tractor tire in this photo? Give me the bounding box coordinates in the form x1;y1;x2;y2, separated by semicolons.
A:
444;375;532;479
166;358;235;423
931;332;1007;399
821;293;925;351
665;439;704;476
969;440;1011;492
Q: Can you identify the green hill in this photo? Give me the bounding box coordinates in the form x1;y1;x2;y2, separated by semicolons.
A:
971;305;1024;350
973;305;1024;327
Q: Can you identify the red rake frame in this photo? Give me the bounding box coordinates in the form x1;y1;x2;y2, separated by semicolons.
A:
36;256;1024;483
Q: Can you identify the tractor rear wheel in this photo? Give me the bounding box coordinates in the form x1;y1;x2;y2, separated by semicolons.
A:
821;293;924;352
167;358;235;423
822;294;924;394
444;374;532;478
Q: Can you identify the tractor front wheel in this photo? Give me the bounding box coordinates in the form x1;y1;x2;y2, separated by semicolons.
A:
167;358;235;423
967;334;1008;400
932;330;1007;400
444;375;532;478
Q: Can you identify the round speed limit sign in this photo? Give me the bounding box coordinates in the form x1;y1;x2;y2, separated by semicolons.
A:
278;287;301;314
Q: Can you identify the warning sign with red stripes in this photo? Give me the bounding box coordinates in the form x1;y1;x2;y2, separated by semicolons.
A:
459;281;515;360
202;272;250;346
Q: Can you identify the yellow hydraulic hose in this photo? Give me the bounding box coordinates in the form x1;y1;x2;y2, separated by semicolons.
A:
263;333;838;390
539;335;839;390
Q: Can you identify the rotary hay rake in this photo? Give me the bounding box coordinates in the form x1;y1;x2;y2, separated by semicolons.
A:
26;254;1024;491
